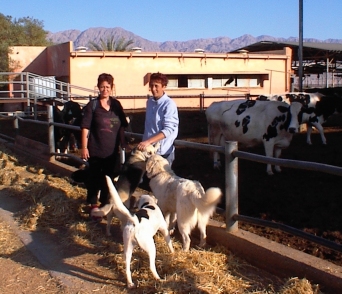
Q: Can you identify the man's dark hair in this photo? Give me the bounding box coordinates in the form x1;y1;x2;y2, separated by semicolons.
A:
149;72;168;87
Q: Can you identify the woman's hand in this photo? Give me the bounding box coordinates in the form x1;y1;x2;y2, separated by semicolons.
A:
81;147;90;161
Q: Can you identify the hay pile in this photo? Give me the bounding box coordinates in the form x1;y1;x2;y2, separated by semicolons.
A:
0;142;323;293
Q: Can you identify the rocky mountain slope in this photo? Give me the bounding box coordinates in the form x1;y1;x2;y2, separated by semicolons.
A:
47;26;342;53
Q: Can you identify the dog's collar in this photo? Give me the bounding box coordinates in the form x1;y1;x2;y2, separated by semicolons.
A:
148;173;158;180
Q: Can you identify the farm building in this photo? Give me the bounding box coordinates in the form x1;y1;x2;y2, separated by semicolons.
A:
6;41;292;109
233;41;342;90
4;41;342;110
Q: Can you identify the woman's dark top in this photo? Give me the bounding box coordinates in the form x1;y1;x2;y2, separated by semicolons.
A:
81;97;128;158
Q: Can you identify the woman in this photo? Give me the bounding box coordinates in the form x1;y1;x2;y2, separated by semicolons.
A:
137;72;179;166
80;73;130;220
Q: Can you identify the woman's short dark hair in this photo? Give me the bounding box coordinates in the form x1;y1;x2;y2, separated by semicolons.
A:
149;72;168;87
97;73;114;88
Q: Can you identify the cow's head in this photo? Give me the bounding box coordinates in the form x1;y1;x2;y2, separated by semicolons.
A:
286;102;302;133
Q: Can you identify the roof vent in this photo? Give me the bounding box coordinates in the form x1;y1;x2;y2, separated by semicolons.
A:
75;46;87;52
195;48;205;53
131;47;142;52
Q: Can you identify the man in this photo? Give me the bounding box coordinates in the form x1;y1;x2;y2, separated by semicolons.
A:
137;72;179;165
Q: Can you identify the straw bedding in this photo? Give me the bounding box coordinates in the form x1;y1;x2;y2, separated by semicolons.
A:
0;142;322;293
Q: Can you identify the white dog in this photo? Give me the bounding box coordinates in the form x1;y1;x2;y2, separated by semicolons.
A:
91;143;160;235
146;154;222;252
92;176;174;288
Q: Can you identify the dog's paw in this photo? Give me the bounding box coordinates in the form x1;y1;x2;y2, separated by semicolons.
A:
127;282;135;289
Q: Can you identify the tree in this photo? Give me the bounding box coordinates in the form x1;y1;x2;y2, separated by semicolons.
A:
0;13;51;74
87;36;134;52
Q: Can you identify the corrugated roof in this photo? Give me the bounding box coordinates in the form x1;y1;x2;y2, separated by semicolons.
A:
260;41;342;52
231;41;342;61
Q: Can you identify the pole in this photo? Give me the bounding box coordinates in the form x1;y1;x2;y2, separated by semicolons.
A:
225;141;239;232
298;0;303;92
47;105;56;161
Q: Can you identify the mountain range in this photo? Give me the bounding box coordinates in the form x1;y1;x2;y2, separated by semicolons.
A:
47;27;342;53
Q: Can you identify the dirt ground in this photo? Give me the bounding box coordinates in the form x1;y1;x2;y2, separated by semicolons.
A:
0;107;341;293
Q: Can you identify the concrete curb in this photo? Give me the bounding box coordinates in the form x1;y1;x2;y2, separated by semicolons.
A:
207;220;342;293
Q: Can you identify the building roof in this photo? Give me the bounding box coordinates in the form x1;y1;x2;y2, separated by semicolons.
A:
231;41;342;62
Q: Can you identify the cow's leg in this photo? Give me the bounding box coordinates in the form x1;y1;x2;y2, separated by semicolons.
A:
213;134;225;169
306;123;313;145
264;143;275;175
309;122;327;145
273;147;282;173
55;141;62;160
68;133;78;151
208;123;222;169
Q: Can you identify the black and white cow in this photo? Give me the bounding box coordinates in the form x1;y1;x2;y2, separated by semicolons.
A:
257;92;342;145
205;99;302;175
53;100;83;155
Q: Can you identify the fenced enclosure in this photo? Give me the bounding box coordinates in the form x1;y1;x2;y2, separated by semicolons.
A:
1;104;342;256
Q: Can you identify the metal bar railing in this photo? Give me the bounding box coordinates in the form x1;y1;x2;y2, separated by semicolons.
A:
4;104;342;253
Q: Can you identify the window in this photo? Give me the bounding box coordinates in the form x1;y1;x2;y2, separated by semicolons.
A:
167;75;205;89
188;76;205;88
212;74;265;88
165;74;267;89
167;78;178;88
212;75;236;87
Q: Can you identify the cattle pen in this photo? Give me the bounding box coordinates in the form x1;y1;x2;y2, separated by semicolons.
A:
2;105;342;254
1;105;342;292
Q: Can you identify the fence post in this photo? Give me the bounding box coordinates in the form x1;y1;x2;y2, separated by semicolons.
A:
225;141;239;232
200;93;204;112
13;116;19;136
47;105;56;161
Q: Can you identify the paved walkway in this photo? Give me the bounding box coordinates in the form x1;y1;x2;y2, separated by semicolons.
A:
0;188;122;293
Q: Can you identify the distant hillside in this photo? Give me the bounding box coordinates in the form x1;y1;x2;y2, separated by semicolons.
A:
47;27;342;53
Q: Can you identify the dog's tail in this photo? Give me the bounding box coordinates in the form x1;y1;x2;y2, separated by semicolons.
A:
203;187;222;213
192;183;222;216
91;176;138;226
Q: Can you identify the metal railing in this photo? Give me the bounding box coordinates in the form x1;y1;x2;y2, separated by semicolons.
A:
92;130;342;253
0;72;95;108
3;105;342;254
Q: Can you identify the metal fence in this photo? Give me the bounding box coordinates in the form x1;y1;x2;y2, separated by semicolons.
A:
3;105;342;253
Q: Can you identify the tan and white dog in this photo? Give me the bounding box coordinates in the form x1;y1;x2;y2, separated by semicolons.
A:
146;154;222;252
91;143;160;235
92;176;174;288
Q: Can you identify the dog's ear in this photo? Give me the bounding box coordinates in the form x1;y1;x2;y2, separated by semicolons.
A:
153;142;161;153
146;157;159;176
131;147;137;155
150;194;158;204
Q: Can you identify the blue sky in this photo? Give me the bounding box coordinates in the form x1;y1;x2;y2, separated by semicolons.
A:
2;0;342;42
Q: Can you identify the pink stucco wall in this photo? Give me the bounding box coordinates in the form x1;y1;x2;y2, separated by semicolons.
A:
9;42;293;109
